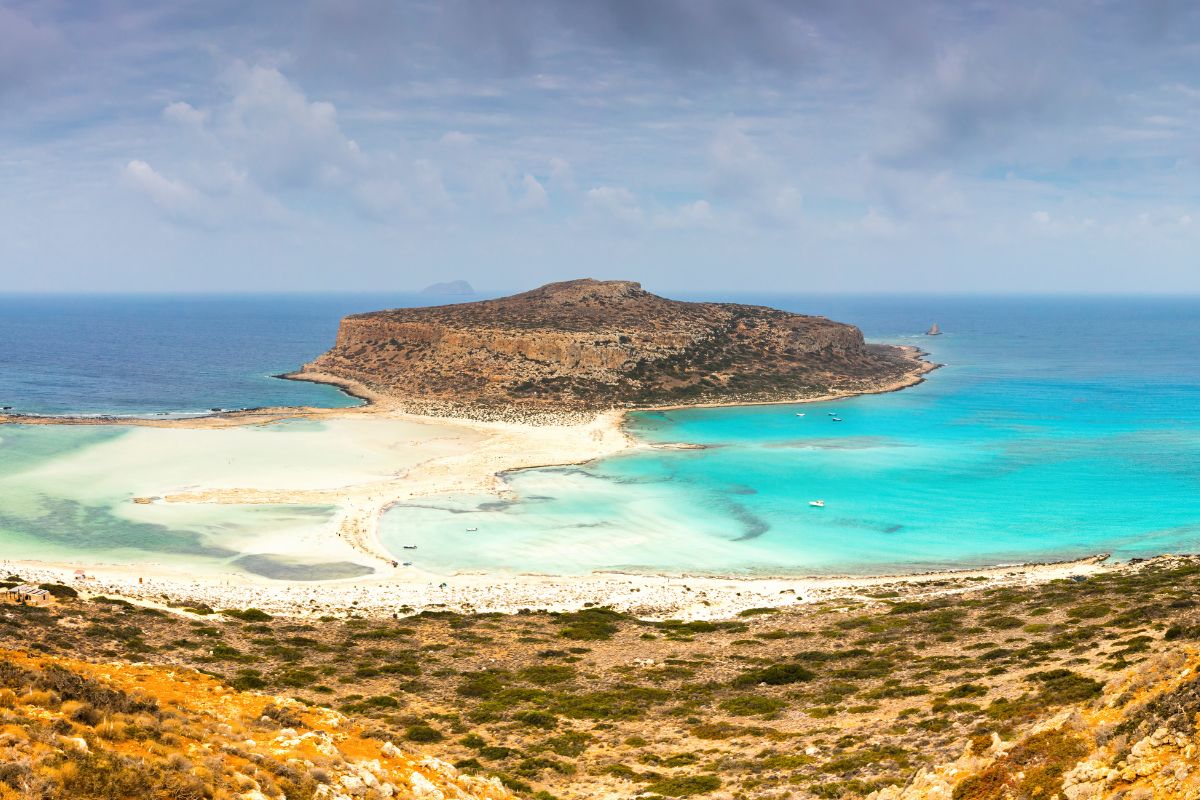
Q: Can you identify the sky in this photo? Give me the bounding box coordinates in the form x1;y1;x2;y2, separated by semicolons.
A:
1;1;1199;294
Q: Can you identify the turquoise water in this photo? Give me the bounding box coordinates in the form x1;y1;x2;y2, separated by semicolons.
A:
3;294;1200;578
382;297;1200;576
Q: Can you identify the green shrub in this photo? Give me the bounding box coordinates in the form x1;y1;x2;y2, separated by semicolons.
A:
556;608;626;641
223;608;272;622
733;663;815;686
515;710;558;729
1027;669;1103;704
519;665;576;686
405;724;444;743
719;695;786;716
645;774;721;797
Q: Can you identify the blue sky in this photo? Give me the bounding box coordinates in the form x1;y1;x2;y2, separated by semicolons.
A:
2;1;1199;293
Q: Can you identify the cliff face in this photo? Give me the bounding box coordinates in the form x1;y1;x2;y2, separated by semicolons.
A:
301;279;924;410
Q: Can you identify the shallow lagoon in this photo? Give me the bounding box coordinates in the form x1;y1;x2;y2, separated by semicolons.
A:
381;297;1200;576
0;417;480;578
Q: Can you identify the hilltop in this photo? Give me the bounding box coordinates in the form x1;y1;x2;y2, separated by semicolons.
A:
294;279;930;412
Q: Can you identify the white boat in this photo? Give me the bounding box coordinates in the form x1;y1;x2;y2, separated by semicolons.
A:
466;527;478;532
831;417;843;422
795;413;805;417
809;500;825;508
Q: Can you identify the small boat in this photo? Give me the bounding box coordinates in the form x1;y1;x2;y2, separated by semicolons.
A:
827;412;837;416
809;500;825;508
795;413;805;417
402;545;418;550
402;561;413;566
831;417;843;422
926;322;941;336
466;527;478;532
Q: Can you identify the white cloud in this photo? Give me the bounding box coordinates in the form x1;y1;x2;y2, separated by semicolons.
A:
219;64;364;190
163;101;206;127
707;120;802;224
585;186;644;227
654;199;713;229
517;173;548;211
122;160;210;226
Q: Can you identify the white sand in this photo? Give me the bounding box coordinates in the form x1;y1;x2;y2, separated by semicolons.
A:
2;405;633;573
1;554;1117;621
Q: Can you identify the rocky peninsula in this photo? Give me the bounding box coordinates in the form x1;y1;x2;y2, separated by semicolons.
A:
291;278;933;416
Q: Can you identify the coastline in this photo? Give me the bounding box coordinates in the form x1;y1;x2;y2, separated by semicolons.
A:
0;552;1122;621
0;345;942;616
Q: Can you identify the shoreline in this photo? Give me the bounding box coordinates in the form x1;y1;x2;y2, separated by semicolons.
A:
0;346;943;611
0;552;1125;621
0;344;936;429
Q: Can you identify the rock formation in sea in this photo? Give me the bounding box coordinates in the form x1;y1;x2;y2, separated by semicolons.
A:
421;279;475;295
299;278;927;411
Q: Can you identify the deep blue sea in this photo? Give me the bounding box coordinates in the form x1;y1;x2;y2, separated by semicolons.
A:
2;293;1199;577
0;294;446;416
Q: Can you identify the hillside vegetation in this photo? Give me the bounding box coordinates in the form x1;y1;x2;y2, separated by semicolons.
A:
0;648;511;800
4;557;1200;798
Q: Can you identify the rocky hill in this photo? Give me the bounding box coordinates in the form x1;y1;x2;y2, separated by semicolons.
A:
871;648;1200;800
295;279;929;412
0;647;513;800
8;557;1200;799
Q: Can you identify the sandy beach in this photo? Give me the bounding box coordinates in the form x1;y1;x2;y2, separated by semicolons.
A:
0;353;964;619
1;553;1117;621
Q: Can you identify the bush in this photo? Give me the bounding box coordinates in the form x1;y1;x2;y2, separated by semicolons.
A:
555;687;670;720
556;608;626;641
519;665;576;685
515;710;558;729
644;774;721;797
405;724;444;743
1027;669;1103;703
223;608;272;622
38;583;78;599
733;663;815;686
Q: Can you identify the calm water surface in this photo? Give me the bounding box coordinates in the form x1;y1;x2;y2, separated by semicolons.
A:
2;293;1198;577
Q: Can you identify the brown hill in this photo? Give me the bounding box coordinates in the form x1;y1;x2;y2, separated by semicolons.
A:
0;648;513;800
296;279;930;412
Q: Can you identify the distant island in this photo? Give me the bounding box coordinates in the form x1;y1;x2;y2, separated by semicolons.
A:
421;279;475;296
295;278;933;413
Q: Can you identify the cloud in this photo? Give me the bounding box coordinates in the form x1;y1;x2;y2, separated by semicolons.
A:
122;160;211;226
163;101;206;127
707;120;801;224
219;64;364;190
654;199;714;229
517;173;548;211
584;186;644;227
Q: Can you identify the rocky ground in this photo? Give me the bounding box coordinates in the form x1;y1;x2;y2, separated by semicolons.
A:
3;555;1200;799
299;278;932;413
0;648;512;800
